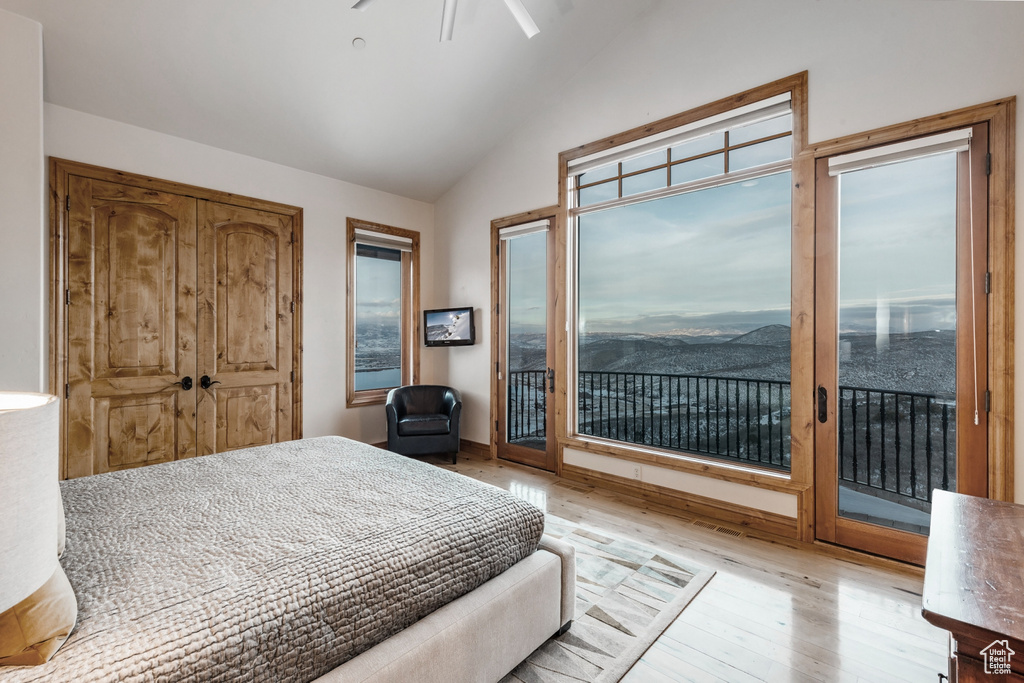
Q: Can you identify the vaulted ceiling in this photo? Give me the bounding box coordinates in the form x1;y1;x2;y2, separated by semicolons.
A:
0;0;659;201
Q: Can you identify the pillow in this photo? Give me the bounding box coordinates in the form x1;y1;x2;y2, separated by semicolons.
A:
0;564;77;666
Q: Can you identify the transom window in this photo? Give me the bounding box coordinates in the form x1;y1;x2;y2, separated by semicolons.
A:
575;98;793;209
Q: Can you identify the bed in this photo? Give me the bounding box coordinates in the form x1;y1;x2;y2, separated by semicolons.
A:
0;436;575;683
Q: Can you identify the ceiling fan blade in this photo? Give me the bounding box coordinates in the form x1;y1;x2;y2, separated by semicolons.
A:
351;0;375;10
440;0;458;42
501;0;539;39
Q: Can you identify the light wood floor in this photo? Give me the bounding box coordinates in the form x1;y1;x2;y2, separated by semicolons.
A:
423;451;949;683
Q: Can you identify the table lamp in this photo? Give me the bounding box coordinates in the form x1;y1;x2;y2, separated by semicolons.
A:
0;392;77;666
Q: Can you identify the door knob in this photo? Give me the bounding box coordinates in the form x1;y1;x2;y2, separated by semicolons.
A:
200;375;221;390
174;376;193;391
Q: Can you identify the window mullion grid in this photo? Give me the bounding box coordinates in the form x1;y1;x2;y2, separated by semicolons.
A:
724;130;730;174
571;160;792;218
575;130;792;206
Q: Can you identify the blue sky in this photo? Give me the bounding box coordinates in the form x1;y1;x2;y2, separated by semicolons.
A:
837;152;957;333
501;151;958;339
507;231;547;336
354;247;401;338
576;171;792;335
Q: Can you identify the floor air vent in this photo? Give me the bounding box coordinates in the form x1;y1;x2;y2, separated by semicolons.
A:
692;519;745;537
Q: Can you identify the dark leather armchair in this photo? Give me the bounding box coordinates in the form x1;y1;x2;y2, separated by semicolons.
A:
386;385;462;464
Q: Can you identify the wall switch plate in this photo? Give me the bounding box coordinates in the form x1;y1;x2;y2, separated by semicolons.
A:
631;465;642;480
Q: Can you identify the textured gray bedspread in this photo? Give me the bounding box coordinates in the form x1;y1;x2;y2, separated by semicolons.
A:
1;436;545;683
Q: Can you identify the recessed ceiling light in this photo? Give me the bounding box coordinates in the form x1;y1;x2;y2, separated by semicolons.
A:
352;37;367;50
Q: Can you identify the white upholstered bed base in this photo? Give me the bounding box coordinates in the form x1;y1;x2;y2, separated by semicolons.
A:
318;536;576;683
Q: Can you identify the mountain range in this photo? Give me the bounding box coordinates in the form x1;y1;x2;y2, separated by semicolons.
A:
509;325;955;395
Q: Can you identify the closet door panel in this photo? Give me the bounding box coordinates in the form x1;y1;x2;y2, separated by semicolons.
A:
221;228;278;371
65;176;197;478
197;201;294;455
217;385;278;451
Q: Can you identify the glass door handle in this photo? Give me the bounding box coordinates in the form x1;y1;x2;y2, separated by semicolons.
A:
547;368;555;394
817;385;828;423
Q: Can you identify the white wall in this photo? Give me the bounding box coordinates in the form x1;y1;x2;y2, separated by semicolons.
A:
0;9;44;392
435;0;1024;502
564;448;798;518
44;104;437;444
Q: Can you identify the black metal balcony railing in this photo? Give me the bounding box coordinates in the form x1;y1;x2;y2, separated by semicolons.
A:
837;386;955;504
507;370;547;444
507;370;956;505
578;371;791;470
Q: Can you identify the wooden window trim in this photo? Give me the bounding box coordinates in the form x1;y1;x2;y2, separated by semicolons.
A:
556;74;813;529
345;217;421;408
811;97;1016;504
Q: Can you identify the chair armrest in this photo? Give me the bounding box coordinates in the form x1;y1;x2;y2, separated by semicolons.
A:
443;388;462;416
386;387;407;421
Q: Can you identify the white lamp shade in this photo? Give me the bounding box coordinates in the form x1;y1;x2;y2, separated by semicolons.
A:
0;392;60;614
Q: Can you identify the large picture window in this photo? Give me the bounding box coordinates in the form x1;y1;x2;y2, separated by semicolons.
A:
346;218;420;407
566;88;799;472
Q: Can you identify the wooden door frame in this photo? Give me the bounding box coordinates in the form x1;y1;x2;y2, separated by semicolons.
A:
490;206;560;471
811;99;1015;562
48;158;305;479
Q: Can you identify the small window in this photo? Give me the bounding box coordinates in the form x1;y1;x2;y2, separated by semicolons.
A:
670;133;724;161
671;153;724;185
729;136;792;171
346;218;420;407
621;150;667;175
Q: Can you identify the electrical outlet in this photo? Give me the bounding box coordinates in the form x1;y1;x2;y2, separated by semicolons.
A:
631;465;642;481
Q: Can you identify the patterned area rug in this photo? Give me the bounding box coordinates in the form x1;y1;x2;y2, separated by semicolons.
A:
501;517;715;683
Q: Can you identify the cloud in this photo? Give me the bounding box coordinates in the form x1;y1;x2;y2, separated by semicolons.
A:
578;171;792;322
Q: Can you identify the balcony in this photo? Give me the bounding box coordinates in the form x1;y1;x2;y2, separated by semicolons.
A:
578;371;791;470
508;370;955;517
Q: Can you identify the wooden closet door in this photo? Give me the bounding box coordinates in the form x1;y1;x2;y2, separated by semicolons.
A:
196;201;295;454
65;176;198;478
